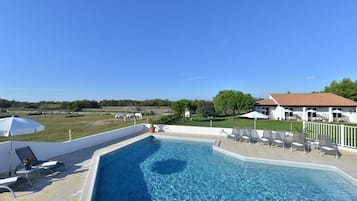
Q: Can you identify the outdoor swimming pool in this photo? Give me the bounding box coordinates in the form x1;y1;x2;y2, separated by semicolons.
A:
92;136;357;201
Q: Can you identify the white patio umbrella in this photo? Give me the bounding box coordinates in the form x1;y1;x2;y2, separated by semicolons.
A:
0;116;45;175
240;111;269;129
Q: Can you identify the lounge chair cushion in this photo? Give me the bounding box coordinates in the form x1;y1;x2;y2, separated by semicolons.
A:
0;176;31;198
274;140;283;144
0;177;18;185
261;138;269;142
292;142;304;147
227;133;236;138
41;161;59;167
321;146;335;151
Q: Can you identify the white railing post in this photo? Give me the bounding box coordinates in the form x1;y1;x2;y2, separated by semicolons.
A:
340;124;345;146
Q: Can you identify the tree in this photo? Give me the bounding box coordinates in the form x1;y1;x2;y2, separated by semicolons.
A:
213;90;234;115
194;100;215;117
171;99;192;118
324;78;357;101
213;90;255;115
0;99;13;108
99;99;172;106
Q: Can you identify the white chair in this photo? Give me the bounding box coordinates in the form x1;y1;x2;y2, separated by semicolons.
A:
227;127;240;142
0;176;31;197
291;132;307;153
260;130;272;146
240;128;252;143
272;131;286;150
250;129;260;142
319;134;340;158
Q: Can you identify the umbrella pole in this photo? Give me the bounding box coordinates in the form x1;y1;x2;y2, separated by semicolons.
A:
254;118;256;130
9;135;13;176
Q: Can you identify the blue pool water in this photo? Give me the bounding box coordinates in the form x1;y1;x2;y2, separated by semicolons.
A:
93;137;357;201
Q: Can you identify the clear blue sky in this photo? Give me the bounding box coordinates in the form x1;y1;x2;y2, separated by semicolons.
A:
1;0;356;102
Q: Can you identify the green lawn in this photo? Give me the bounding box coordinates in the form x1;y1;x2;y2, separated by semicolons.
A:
0;113;147;143
3;112;356;148
173;115;303;131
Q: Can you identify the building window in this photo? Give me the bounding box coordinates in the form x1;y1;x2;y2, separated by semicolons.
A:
285;108;293;117
307;108;317;121
332;108;342;118
262;107;269;115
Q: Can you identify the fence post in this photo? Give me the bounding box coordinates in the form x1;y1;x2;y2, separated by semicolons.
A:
340;124;345;146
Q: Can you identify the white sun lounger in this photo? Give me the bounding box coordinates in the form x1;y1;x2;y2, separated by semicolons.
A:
0;176;31;197
291;132;307;153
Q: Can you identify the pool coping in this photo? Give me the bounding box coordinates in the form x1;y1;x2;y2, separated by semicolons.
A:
81;134;357;201
80;134;216;201
157;135;357;184
212;144;357;185
153;134;216;144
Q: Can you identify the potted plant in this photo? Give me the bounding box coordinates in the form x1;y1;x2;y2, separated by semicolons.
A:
149;123;156;133
149;118;157;133
23;157;32;170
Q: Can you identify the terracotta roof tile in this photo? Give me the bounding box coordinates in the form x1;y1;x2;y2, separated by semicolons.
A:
268;93;357;107
256;99;277;106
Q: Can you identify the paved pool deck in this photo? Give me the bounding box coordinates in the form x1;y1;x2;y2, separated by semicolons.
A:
1;132;357;200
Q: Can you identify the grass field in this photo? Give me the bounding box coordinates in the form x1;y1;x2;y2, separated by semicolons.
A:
173;115;303;131
0;113;305;143
0;113;148;143
3;112;356;148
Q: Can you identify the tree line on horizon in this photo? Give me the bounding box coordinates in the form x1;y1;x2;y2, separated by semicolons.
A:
0;99;173;112
1;78;356;112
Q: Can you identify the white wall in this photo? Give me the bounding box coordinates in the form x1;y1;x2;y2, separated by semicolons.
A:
157;124;233;135
270;106;283;120
0;123;274;174
0;124;147;174
156;124;264;138
342;108;357;123
349;113;357;123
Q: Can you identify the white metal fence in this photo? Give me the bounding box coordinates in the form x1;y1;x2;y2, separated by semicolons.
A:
303;121;357;149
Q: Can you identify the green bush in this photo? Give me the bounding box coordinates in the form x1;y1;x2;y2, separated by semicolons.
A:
151;114;180;125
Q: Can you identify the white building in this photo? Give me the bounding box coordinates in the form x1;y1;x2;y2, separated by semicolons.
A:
256;93;357;123
184;108;191;118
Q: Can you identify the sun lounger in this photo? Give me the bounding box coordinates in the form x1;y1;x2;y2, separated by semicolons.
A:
250;129;260;142
15;146;66;174
227;127;240;141
291;132;307;153
240;128;252;143
318;134;340;158
0;176;31;197
272;130;286;150
284;131;294;147
260;130;272;146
